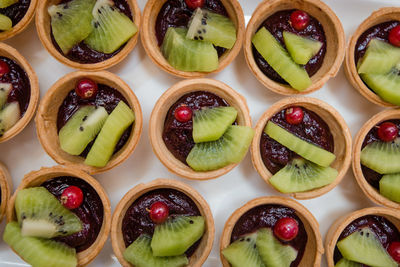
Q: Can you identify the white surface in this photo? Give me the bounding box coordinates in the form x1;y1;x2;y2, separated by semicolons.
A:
0;0;397;266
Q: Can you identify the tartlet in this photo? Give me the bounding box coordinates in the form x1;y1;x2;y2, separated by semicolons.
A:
0;161;12;222
244;0;345;95
35;0;141;71
141;0;245;78
149;78;252;180
35;71;143;174
251;97;352;199
111;178;215;267
220;196;324;267
6;165;111;267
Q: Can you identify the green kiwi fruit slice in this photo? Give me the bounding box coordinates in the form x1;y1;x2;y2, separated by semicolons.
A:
335;258;362;267
151;216;205;257
360;138;400;174
0;13;12;31
360;71;400;106
337;227;397;267
0;0;17;8
222;233;265;267
0;82;12;109
283;31;322;65
3;222;77;267
123;234;188;267
193;106;237;143
186;8;236;49
264;121;336;167
379;173;400;203
252;27;311;91
0;102;20;137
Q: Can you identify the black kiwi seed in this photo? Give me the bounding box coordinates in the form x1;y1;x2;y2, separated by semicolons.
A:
189;220;194;224
240;238;244;242
98;9;102;14
366;232;369;237
79;126;84;131
253;244;256;249
82;116;88;121
360;231;364;236
194;37;198;40
0;88;4;91
56;12;63;18
246;238;250;242
203;29;206;33
197;30;202;34
199;36;203;40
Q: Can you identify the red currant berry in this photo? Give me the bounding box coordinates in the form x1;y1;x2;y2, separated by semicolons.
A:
149;201;169;224
285;106;304;125
185;0;205;10
389;25;400;47
174;105;192;123
290;10;310;31
274;217;299;241
388;242;400;263
75;78;98;99
0;60;10;77
378;122;398;142
61;186;84;210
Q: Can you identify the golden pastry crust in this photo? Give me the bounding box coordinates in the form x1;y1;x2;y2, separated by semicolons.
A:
0;162;12;223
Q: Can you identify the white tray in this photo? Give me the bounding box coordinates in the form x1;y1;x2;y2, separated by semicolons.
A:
0;0;396;266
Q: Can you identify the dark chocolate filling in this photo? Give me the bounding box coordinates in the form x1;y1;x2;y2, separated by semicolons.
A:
0;0;30;27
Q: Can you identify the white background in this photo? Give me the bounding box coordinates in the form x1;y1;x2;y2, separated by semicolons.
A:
0;0;397;266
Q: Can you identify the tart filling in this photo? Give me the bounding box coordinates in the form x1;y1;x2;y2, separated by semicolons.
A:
0;0;30;31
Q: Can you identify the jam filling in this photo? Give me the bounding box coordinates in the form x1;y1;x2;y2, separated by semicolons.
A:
0;0;30;27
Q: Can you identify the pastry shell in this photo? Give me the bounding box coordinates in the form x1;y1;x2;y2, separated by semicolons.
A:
6;165;111;267
352;109;400;209
220;196;324;267
35;0;141;71
111;178;215;267
244;0;345;95
141;0;245;78
149;78;252;180
0;161;12;223
0;42;39;143
35;71;143;174
325;207;400;267
344;7;400;107
251;97;352;199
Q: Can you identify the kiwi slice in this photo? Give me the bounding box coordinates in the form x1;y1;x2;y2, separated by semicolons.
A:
123;234;188;267
15;187;82;239
360;71;400;106
48;0;95;54
3;222;77;267
161;27;219;72
0;102;20;137
256;228;297;267
222;233;265;267
264;121;336;167
84;0;138;54
59;105;108;156
193;106;237;143
186;8;236;49
252;27;311;91
85;101;135;167
187;125;254;171
0;13;12;31
379;173;400;203
283;31;322;65
337;227;397;267
360;138;400;174
0;82;12;109
0;0;17;8
335;258;362;267
151;216;205;257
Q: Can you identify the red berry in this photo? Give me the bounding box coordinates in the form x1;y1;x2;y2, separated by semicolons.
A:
185;0;204;10
75;79;98;99
378;122;398;142
61;186;83;210
174;105;192;123
149;201;169;224
274;217;299;241
389;25;400;47
285;106;304;125
290;10;310;31
0;60;10;77
388;242;400;263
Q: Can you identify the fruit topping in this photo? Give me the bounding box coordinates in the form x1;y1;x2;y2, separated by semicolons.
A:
388;241;400;263
75;78;98;99
0;82;12;109
0;102;20;137
290;10;310;31
334;258;362;267
361;71;400;106
151;216;205;257
0;14;12;31
283;31;322;65
285;106;304;125
273;218;299;241
185;0;204;10
222;233;265;267
379;173;400;203
149;201;169;224
0;60;10;77
0;0;18;8
61;186;84;210
193;106;237;143
174;105;192;123
378;122;399;142
360;138;400;174
389;25;400;47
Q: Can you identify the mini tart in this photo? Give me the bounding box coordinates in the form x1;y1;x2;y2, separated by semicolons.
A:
0;162;12;222
6;165;111;267
251;97;352;199
325;207;400;267
149;78;251;180
111;178;215;267
344;7;400;107
35;71;143;174
353;109;400;209
220;196;324;267
141;0;245;78
35;0;141;71
244;0;345;95
0;42;39;143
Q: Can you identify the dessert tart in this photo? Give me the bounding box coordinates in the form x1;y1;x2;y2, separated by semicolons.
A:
149;78;253;180
111;178;214;267
0;42;39;143
36;0;141;71
344;7;400;107
35;71;142;174
220;196;323;267
0;0;37;41
353;109;400;209
244;0;345;95
141;0;245;78
251;97;352;199
325;207;400;267
5;165;111;267
0;161;12;222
